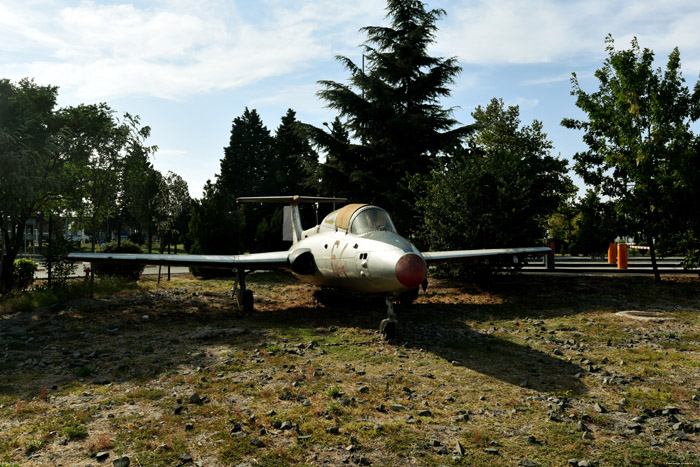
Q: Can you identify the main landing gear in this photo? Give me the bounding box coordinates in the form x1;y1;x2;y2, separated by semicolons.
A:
232;268;254;313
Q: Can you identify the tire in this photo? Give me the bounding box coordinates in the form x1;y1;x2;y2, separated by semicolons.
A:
380;319;397;340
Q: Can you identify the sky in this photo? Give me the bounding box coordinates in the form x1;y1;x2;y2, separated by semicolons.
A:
2;0;700;199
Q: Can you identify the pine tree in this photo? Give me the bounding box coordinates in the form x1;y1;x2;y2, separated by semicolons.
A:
312;0;473;233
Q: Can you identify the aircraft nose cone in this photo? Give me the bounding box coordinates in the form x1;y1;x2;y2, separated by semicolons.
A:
395;253;427;288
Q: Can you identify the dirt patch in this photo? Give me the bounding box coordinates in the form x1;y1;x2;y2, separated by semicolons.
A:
1;273;699;466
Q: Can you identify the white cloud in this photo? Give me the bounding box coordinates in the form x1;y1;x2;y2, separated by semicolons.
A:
436;0;700;71
0;0;385;102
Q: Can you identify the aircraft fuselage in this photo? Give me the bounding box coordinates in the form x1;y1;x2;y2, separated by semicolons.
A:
289;228;426;293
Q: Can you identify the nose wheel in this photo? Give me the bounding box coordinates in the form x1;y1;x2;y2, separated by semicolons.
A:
380;296;398;340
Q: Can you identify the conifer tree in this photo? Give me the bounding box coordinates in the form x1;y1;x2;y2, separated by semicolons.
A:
311;0;473;233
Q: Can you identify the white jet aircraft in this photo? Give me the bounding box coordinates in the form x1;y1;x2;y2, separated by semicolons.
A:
67;196;551;338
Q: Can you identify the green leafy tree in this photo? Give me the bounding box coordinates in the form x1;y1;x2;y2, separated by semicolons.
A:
152;171;190;253
187;180;244;276
417;98;571;256
59;103;128;251
118;113;159;250
569;190;619;256
562;36;700;280
0;78;63;292
311;0;474;233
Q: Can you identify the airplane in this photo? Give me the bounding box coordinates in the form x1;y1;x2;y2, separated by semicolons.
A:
66;196;551;339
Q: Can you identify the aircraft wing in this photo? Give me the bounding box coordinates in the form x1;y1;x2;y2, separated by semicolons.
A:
422;247;551;265
65;251;290;271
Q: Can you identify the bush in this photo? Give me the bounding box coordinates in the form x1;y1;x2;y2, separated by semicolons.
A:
128;232;145;245
92;241;145;281
43;235;78;288
11;259;38;291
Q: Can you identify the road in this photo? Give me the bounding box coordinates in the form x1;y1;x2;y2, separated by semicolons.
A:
34;262;191;280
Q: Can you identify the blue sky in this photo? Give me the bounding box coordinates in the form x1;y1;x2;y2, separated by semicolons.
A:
3;0;700;199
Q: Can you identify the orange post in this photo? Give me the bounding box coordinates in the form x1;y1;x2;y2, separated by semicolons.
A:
608;243;617;264
617;243;628;269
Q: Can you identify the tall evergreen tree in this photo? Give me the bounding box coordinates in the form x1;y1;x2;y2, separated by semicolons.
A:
272;109;318;195
311;0;473;233
218;107;274;197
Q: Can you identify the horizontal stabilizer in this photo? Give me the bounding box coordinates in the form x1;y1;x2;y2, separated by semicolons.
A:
237;195;347;205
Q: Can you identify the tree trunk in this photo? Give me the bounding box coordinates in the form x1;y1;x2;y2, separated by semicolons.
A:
647;233;661;282
0;220;26;292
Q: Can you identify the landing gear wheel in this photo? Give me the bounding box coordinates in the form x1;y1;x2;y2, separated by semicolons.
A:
380;319;397;340
236;288;254;313
242;289;254;313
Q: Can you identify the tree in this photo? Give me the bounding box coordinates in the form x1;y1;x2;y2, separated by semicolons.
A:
417;99;571;257
218;107;275;197
118;113;159;249
187;180;244;276
562;36;700;280
0;78;63;292
152;171;190;253
569;190;619;256
311;0;473;234
59;104;127;251
272;109;318;195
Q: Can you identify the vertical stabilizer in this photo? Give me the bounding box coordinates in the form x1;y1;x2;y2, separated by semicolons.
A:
283;205;303;244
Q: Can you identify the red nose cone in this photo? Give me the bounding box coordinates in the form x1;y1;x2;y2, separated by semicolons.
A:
395;253;427;288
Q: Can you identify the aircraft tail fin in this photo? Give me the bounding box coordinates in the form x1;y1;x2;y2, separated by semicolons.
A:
237;195;347;244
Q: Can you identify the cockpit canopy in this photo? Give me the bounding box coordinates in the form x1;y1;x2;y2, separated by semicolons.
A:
321;204;397;235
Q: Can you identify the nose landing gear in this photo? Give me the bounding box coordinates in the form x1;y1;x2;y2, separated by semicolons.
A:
379;296;398;340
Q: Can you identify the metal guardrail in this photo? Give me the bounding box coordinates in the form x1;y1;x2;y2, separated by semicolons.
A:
523;255;697;275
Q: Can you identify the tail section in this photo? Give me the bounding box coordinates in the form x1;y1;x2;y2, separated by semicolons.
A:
237;196;347;244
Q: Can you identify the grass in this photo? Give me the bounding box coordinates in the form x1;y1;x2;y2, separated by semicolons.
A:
0;273;698;465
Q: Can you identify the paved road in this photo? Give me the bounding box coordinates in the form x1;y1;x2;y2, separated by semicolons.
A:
34;262;192;280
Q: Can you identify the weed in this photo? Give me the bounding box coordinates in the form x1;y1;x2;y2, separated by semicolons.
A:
64;425;88;440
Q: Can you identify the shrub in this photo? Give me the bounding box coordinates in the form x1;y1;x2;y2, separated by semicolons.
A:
128;231;145;245
92;241;145;281
42;235;78;288
11;259;38;292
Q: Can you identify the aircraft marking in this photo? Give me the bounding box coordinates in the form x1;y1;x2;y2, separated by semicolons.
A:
330;240;349;278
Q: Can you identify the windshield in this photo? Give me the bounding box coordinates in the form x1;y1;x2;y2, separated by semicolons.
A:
350;207;397;234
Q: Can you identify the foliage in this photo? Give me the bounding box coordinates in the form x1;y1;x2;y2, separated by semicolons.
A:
416;99;571;264
42;235;78;288
91;241;144;281
272;109;318;195
0;78;62;291
309;0;474;234
187;181;244;277
569;190;620;256
0;78;163;291
152;171;190;253
545;192;580;254
218;108;275;197
562;36;700;278
9;259;37;293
